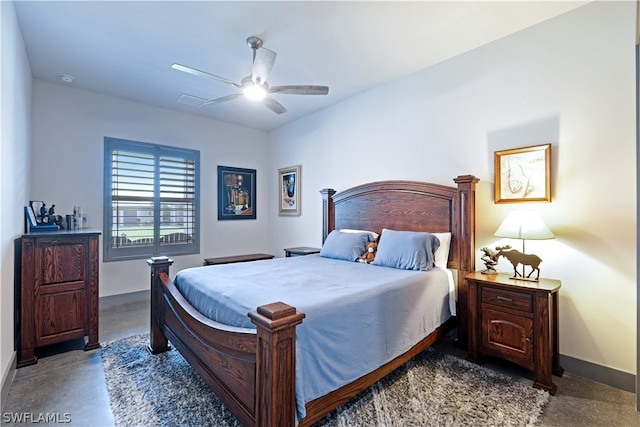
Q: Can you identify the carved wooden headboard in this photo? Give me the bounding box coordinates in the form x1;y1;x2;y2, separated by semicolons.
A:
320;175;478;340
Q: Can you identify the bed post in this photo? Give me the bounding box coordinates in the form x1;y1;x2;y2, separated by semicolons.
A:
249;302;305;427
147;257;173;354
320;188;336;243
453;175;479;348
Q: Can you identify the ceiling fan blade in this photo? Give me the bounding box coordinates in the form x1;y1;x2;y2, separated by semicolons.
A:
262;95;287;114
201;93;243;107
251;48;276;85
269;85;329;95
172;63;240;87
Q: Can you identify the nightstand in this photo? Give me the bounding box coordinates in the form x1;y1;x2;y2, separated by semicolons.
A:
465;272;563;394
284;247;321;257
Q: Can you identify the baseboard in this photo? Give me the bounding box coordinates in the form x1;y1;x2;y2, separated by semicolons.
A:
560;353;636;393
100;289;150;310
1;351;17;411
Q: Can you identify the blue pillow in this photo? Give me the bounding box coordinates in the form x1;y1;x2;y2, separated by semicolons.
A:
319;230;370;261
371;229;441;271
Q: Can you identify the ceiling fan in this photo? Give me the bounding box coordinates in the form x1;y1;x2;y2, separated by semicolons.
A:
172;37;329;114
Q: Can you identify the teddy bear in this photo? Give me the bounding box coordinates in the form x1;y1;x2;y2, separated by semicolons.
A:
358;242;378;264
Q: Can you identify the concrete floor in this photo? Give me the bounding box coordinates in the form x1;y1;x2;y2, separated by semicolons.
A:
2;298;639;426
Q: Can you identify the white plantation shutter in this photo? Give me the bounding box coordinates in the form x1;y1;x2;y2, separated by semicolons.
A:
104;138;199;261
159;153;196;245
111;149;155;248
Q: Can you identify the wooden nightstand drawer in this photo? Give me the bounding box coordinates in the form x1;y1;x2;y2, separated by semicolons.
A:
482;287;532;313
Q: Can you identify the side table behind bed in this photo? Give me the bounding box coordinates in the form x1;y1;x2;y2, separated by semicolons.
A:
203;253;274;266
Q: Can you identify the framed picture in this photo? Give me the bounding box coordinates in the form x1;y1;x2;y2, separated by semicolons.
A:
278;165;301;216
29;200;45;223
217;166;256;220
25;206;38;227
495;143;551;203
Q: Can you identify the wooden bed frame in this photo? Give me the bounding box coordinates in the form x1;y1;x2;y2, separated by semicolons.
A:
147;175;477;426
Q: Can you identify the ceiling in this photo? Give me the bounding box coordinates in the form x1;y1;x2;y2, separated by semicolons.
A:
13;1;590;131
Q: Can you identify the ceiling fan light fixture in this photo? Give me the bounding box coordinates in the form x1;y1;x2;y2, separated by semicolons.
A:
243;83;266;101
172;37;329;114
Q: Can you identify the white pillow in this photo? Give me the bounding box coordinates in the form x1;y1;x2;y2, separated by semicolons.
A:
338;228;379;242
432;232;451;269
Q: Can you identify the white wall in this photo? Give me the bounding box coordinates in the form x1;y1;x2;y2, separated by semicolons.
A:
1;0;32;401
268;1;637;375
30;81;269;297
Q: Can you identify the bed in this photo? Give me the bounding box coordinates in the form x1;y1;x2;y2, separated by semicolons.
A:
147;175;478;426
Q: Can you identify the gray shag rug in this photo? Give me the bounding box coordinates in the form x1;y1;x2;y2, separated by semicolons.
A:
101;334;549;426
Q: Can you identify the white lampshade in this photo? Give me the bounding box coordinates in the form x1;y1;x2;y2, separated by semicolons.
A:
494;210;555;241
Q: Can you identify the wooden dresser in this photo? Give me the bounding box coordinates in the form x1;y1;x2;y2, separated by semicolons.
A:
16;229;101;367
465;272;563;394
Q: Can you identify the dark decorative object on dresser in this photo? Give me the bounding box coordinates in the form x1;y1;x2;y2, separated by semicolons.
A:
466;272;563;394
25;203;59;232
15;229;101;367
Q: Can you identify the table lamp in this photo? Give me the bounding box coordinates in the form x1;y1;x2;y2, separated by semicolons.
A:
494;210;555;281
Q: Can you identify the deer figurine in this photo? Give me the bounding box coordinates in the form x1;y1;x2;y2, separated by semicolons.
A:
495;245;543;280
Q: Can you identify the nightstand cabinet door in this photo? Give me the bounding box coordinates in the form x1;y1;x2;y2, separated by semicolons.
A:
482;308;534;370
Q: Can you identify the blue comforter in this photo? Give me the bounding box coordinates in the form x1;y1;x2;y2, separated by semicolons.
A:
174;255;451;421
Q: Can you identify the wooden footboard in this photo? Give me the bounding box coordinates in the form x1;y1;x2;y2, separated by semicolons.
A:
147;257;305;427
148;258;455;427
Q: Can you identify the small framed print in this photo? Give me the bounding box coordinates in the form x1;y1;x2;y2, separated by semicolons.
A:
278;165;301;216
29;201;45;223
25;206;37;227
495;143;551;203
217;166;256;220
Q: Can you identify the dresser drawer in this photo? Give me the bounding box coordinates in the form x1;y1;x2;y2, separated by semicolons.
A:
481;287;532;313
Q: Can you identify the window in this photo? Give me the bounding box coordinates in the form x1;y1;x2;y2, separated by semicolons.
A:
104;137;200;262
